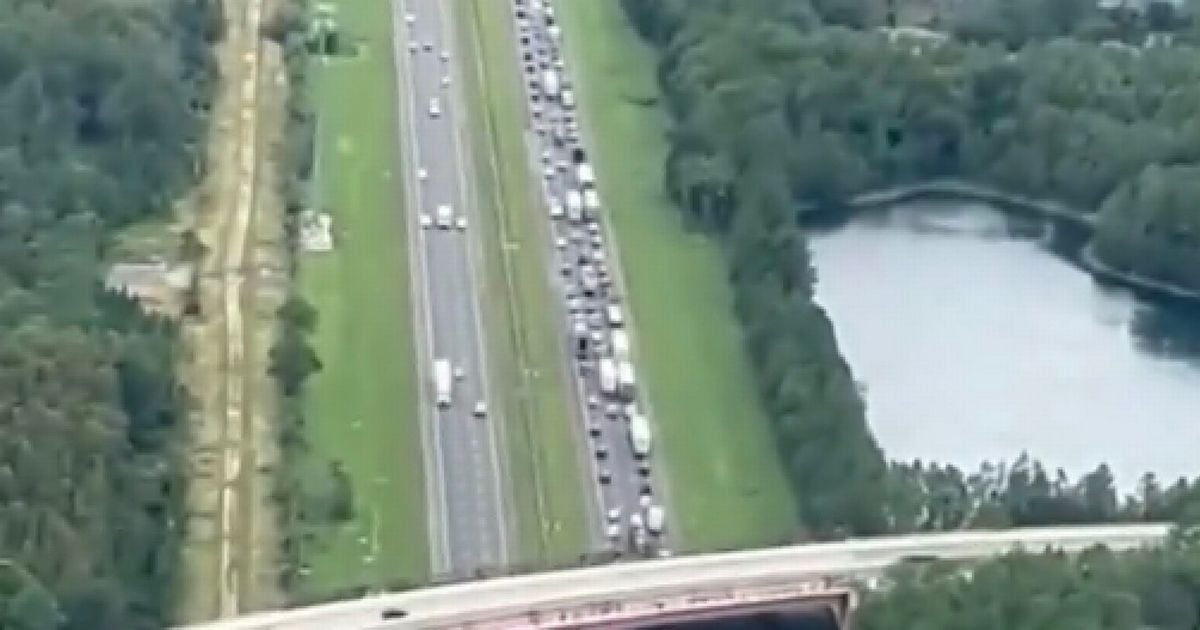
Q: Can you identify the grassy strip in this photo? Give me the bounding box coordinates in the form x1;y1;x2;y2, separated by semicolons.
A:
454;0;589;565
555;0;800;552
296;0;427;595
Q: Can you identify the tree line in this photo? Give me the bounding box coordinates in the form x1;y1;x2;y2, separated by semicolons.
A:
619;0;1200;539
0;0;221;627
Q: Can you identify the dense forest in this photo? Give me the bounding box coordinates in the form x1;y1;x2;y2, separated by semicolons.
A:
858;533;1200;630
0;0;220;627
619;0;1200;537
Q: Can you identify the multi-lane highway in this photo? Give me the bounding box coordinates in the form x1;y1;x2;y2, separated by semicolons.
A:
179;523;1173;630
500;0;672;555
392;0;507;578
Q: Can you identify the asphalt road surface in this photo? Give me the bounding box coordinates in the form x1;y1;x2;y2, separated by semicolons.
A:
393;0;508;578
502;0;670;555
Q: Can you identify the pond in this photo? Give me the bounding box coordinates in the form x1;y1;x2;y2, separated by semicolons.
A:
808;199;1200;487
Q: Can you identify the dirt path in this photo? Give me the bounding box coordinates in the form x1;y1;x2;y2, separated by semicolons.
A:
177;0;286;620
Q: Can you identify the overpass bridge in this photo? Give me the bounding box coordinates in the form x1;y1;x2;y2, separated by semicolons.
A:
182;523;1171;630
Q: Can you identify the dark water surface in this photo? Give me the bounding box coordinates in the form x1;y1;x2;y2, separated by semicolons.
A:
808;200;1200;486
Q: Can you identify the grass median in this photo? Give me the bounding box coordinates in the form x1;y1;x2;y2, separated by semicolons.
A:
297;0;426;595
555;0;799;552
454;0;589;566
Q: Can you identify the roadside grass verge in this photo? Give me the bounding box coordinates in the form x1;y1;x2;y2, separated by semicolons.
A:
555;0;800;552
297;0;426;595
454;0;589;565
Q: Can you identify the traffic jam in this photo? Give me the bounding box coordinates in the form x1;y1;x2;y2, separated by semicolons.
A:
509;0;669;557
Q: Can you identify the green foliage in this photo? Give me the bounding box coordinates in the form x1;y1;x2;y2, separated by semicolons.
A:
858;539;1200;630
622;0;1200;539
0;0;220;626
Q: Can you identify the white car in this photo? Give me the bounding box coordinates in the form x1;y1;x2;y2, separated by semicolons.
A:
549;202;564;219
408;42;418;53
419;214;433;229
404;12;415;24
428;97;441;118
554;237;568;250
416;167;428;181
473;401;487;418
606;507;622;523
440;50;450;62
605;523;621;540
441;75;451;87
453;365;465;380
455;215;468;231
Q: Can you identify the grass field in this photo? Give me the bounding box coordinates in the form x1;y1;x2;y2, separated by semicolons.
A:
297;0;426;595
555;0;800;552
454;0;590;565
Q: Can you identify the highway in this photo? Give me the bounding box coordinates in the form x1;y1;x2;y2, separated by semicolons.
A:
178;523;1172;630
392;0;507;577
502;0;671;555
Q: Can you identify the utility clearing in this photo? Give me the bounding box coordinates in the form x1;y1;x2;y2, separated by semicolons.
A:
176;0;289;621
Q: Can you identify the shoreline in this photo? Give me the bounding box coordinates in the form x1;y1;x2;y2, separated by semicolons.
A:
804;178;1200;304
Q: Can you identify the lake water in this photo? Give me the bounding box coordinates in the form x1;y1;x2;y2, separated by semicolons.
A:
808;200;1200;487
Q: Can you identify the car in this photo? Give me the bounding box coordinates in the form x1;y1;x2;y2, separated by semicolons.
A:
423;41;434;51
455;215;468;231
595;444;609;459
587;422;601;437
639;494;653;508
382;607;409;620
593;249;607;264
587;222;601;235
541;149;552;164
543;166;554;179
549;202;564;219
640;484;653;497
417;167;428;181
453;365;465;380
419;214;433;229
637;462;651;476
630;513;644;530
408;42;418;53
441;75;451;87
555;237;568;250
428;97;441;117
556;160;569;172
657;548;673;558
605;523;621;540
591;234;603;248
606;507;622;523
404;12;414;24
598;469;612;484
440;50;450;61
571;229;586;243
473;401;487;418
586;394;600;409
605;403;621;418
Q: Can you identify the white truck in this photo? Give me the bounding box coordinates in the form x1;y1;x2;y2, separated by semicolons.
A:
610;329;630;361
576;162;595;189
645;504;665;535
617;359;636;400
606;303;625;328
564;189;583;222
435;204;453;229
541;69;560;100
434;358;452;408
599;357;618;396
628;412;652;457
583;188;601;218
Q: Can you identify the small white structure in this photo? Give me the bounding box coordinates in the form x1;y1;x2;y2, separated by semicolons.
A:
301;211;334;252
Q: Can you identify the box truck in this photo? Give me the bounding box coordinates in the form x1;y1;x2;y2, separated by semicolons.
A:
599;358;618;395
629;412;652;457
576;162;595;188
617;360;636;399
434;358;452;408
565;189;583;222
